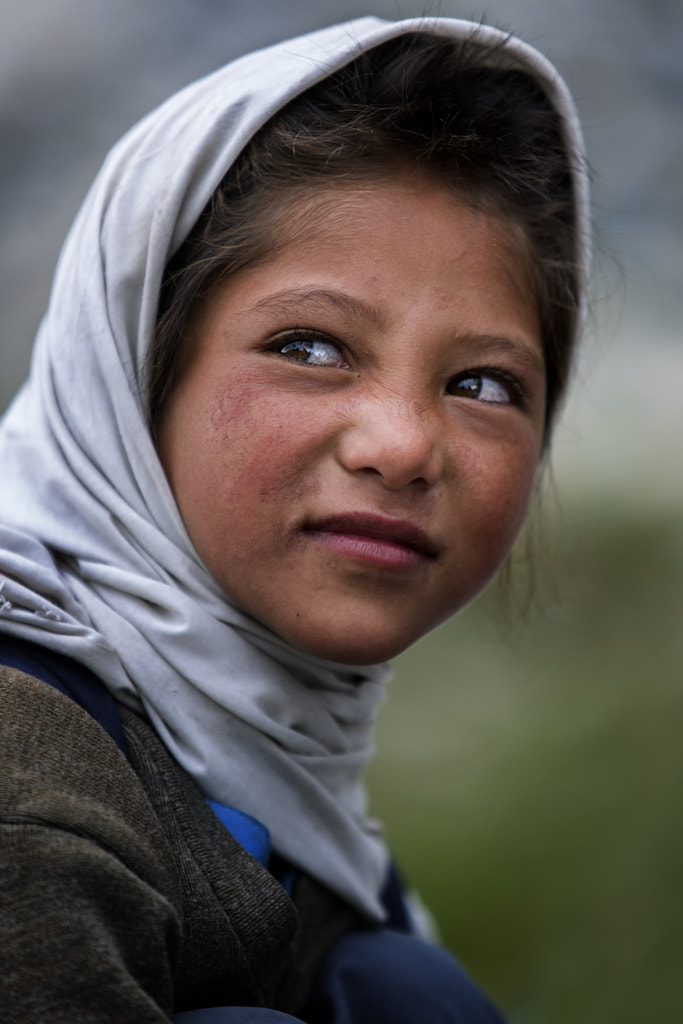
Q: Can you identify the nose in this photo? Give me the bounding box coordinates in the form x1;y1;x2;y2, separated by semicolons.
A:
337;391;443;491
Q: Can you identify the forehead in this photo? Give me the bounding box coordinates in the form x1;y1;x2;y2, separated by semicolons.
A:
262;182;536;326
185;178;544;388
243;176;536;302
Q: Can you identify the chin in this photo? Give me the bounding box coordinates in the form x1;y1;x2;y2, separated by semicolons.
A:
291;622;423;667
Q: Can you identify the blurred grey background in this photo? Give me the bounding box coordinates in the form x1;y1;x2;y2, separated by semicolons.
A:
2;2;682;1022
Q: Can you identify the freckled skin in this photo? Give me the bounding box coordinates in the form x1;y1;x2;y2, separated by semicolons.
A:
157;179;546;664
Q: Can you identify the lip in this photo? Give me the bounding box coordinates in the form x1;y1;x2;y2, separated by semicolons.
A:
302;512;440;570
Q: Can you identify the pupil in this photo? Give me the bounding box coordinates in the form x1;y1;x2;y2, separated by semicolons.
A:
460;377;481;395
283;342;311;360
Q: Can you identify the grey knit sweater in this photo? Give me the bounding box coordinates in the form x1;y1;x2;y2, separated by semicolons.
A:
0;665;358;1023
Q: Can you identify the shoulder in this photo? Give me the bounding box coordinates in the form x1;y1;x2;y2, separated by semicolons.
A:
0;635;127;750
0;657;179;894
0;658;184;1021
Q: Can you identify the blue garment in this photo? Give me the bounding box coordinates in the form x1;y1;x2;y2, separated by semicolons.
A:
301;928;506;1024
206;799;271;866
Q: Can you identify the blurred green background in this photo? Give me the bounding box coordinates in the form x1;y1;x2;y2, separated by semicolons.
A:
369;496;683;1022
2;1;681;1020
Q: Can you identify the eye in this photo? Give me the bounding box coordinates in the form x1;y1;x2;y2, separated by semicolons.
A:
277;333;350;369
447;369;524;406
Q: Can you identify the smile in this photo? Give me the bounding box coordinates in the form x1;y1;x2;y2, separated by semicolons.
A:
302;513;440;570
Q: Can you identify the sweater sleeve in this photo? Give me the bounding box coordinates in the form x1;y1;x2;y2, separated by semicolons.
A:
0;665;183;1024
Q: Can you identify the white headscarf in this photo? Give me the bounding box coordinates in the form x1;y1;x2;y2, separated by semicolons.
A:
0;16;590;920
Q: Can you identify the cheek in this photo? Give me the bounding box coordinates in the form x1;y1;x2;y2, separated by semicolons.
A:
453;437;539;577
202;381;325;509
481;455;537;534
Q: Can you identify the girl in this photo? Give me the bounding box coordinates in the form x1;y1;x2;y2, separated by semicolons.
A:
0;15;589;1024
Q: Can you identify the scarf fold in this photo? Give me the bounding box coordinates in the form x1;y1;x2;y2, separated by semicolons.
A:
0;15;590;920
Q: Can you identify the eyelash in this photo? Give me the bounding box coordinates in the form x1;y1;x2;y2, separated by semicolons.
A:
275;327;329;344
271;332;530;407
272;328;344;354
447;365;530;406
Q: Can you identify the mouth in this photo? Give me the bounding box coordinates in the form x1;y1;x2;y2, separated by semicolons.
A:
302;512;440;570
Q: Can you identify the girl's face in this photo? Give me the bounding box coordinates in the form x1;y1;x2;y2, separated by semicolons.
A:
157;179;546;664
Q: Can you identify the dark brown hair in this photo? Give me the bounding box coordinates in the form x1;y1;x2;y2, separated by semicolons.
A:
148;31;581;442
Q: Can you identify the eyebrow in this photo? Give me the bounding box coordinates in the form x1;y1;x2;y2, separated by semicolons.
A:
457;333;546;378
249;288;544;376
249;288;388;331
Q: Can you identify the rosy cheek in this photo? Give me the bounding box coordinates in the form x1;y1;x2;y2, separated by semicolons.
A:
206;383;325;504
